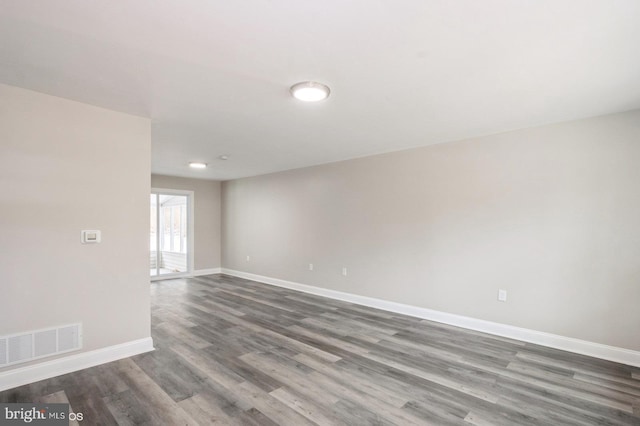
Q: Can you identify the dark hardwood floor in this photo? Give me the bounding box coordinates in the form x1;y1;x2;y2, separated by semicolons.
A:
2;274;639;425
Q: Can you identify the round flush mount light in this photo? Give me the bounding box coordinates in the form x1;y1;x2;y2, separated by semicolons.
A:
218;155;229;160
290;81;331;102
189;162;207;169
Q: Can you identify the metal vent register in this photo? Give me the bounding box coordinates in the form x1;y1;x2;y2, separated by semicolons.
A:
0;323;82;367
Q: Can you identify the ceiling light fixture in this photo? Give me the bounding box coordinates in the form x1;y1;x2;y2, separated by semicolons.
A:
290;81;331;102
189;162;207;169
219;155;229;160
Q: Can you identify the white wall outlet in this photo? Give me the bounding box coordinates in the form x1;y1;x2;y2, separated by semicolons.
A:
309;263;314;271
498;289;507;302
246;255;250;262
342;267;348;276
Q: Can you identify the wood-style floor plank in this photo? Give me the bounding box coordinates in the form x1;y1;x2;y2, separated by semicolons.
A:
1;274;639;425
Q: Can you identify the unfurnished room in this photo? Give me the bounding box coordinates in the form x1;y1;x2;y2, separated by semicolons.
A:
1;1;639;425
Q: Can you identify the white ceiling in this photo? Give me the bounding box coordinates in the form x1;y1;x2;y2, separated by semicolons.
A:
2;1;639;180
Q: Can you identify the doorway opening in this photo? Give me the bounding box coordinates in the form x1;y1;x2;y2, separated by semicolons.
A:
150;189;194;280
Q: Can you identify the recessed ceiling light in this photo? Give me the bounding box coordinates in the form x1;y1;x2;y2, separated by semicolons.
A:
189;162;207;169
219;155;229;160
290;81;331;102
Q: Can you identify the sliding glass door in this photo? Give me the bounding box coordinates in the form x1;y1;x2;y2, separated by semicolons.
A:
150;189;193;279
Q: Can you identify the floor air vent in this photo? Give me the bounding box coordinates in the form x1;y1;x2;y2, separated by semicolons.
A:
0;323;82;367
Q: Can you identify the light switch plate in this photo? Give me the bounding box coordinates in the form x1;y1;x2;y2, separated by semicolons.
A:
81;230;101;244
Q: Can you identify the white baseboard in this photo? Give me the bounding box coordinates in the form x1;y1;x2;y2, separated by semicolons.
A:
0;337;154;392
221;268;640;368
193;268;222;276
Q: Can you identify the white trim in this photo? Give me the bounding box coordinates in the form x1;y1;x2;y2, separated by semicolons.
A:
187;192;195;274
150;271;191;281
0;337;154;392
221;268;640;368
150;268;222;281
193;268;222;276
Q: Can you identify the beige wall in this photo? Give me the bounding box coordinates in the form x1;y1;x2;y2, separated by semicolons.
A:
222;110;640;351
0;84;151;368
151;174;221;270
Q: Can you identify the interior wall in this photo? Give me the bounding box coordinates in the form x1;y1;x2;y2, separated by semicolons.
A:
222;109;640;351
0;84;151;368
151;174;222;270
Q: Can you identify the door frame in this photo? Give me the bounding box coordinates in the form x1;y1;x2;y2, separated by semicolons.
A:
150;188;195;281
